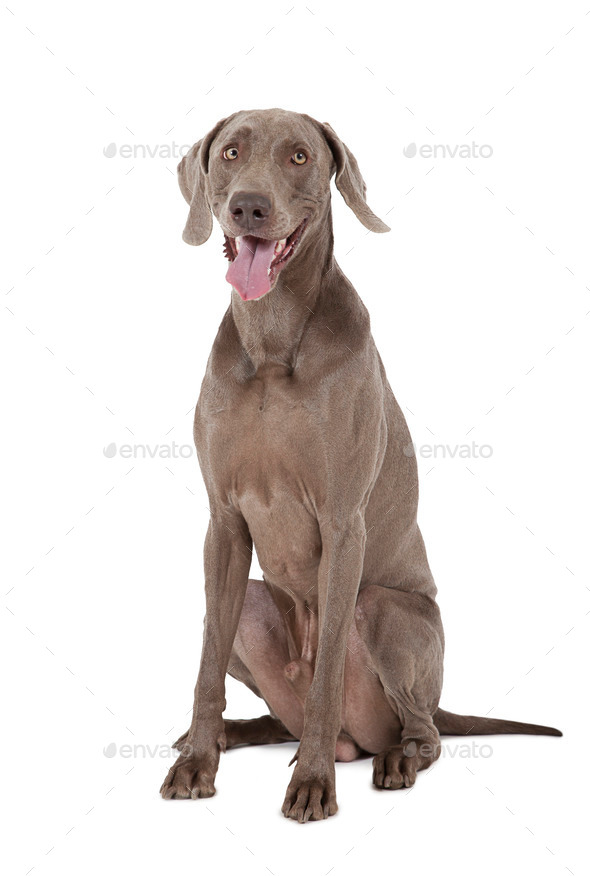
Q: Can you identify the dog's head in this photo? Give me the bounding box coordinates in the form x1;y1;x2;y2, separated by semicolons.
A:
178;108;389;301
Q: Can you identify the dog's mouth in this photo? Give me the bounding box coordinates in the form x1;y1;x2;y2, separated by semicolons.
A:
223;218;308;301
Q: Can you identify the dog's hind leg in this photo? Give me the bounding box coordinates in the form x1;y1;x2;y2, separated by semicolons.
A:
174;715;295;751
355;584;445;789
173;578;304;755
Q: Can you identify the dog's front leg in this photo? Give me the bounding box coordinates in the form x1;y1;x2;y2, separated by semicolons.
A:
160;511;251;800
282;513;366;822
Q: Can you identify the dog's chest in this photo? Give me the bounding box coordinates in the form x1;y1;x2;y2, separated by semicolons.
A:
197;371;324;590
199;369;324;475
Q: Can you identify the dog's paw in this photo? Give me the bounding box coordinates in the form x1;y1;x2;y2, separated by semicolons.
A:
160;749;218;800
281;764;338;822
372;738;436;790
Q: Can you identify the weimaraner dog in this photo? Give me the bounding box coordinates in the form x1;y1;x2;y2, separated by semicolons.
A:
161;108;561;821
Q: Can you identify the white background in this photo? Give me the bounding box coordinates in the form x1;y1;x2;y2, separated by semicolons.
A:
1;1;588;874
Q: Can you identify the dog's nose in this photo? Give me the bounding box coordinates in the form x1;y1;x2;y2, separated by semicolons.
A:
229;193;271;229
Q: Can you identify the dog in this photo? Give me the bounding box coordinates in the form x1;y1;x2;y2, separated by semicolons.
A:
160;108;561;822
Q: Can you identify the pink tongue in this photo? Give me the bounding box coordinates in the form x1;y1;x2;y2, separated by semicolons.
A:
226;236;277;301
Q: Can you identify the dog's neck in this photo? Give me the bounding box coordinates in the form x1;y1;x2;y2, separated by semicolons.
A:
230;212;335;374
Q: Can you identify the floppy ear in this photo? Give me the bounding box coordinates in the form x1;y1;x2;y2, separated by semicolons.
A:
177;116;233;246
319;122;390;233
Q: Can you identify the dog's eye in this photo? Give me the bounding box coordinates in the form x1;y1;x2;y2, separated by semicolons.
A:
291;151;307;165
223;147;239;161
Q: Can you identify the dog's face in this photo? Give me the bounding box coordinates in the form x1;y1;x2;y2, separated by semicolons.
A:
178;108;389;301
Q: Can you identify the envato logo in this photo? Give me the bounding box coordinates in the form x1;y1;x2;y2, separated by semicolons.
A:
103;142;191;159
103;442;194;459
403;740;493;759
403;442;493;459
403;142;493;159
103;741;190;759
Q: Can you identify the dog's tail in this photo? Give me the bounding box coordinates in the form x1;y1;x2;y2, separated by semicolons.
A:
433;707;562;737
